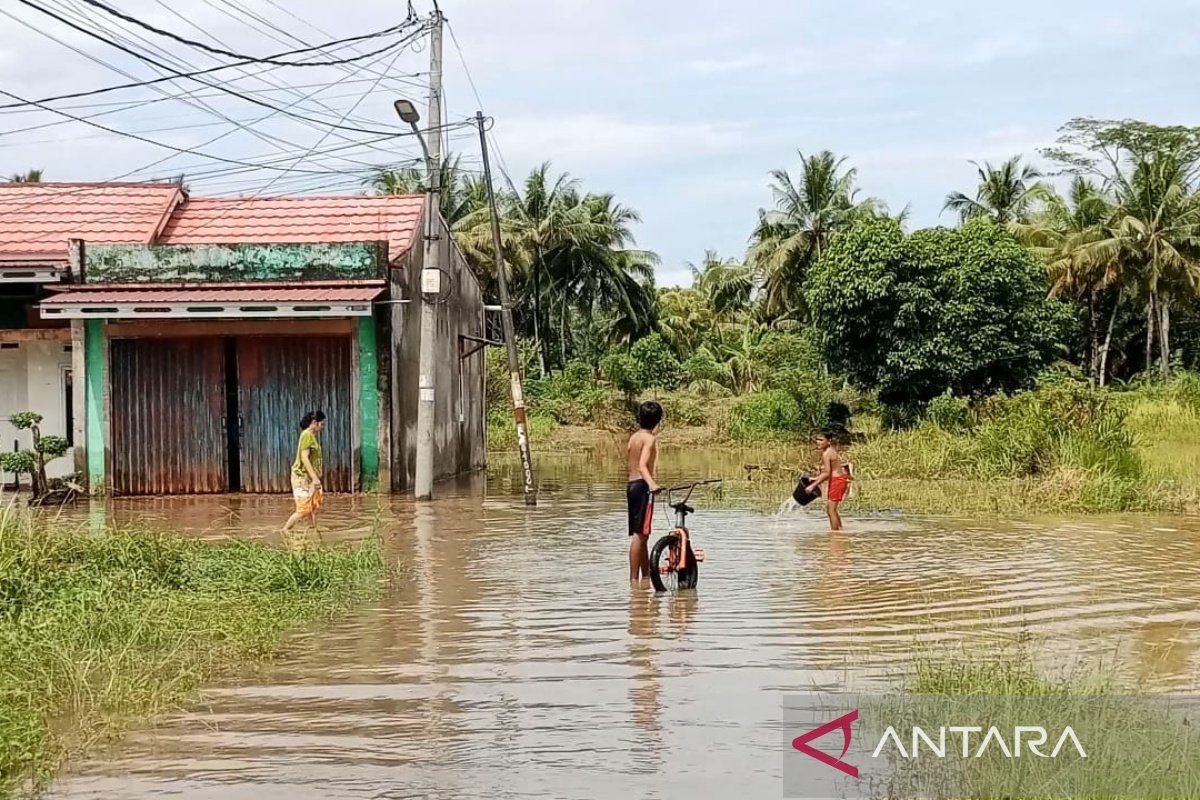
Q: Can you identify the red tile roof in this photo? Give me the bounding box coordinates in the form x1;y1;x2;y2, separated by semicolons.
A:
160;195;425;259
0;182;183;259
0;184;426;263
42;283;385;305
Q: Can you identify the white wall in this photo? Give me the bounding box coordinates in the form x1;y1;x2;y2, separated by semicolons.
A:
0;340;74;483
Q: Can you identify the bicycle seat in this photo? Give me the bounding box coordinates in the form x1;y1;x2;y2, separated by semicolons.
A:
671;502;694;515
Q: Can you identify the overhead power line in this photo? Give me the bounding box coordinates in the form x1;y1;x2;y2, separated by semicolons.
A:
0;86;356;175
73;0;421;66
6;0;428;129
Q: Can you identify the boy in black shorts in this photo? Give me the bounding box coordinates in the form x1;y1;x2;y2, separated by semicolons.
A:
626;401;663;582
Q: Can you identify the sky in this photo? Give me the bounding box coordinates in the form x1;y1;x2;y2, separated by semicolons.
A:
1;0;1198;285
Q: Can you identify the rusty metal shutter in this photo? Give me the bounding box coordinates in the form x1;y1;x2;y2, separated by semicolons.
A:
111;338;228;495
237;336;352;493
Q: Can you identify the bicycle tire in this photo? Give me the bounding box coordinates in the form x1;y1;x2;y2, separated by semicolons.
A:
649;533;699;593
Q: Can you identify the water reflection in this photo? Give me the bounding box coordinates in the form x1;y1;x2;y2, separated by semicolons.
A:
44;448;1200;799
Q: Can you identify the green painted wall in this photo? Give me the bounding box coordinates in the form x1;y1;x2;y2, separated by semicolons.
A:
84;319;105;491
358;316;379;490
85;242;384;284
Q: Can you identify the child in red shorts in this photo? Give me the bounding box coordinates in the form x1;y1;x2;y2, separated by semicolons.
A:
803;429;851;531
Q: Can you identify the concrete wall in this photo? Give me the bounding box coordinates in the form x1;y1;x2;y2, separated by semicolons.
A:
0;339;74;483
84;242;386;283
388;206;487;491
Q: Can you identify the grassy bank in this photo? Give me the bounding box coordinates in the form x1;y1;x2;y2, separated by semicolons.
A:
900;649;1200;798
0;506;382;798
491;373;1200;515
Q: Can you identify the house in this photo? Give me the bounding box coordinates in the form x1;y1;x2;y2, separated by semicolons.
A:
0;181;485;495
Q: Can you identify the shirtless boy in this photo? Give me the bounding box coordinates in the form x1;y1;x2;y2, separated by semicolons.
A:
626;400;663;582
805;430;850;531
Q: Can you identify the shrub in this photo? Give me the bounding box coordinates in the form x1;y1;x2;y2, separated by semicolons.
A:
484;347;510;409
924;392;971;432
599;350;642;396
969;380;1142;484
660;392;708;427
487;409;558;449
629;334;682;390
722;390;806;442
681;348;721;385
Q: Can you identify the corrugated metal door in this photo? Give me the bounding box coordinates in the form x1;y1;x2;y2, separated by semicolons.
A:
111;338;227;495
237;336;352;493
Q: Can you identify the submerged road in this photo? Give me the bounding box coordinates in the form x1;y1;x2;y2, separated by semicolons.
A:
50;452;1200;798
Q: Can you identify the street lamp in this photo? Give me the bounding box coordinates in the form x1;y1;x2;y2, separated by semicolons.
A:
393;99;432;170
393;98;420;125
395;96;440;500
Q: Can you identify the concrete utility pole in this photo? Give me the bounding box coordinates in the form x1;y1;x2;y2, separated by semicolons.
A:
476;111;537;506
413;7;444;501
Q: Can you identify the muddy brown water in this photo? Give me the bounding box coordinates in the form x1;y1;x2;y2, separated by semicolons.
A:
48;448;1200;799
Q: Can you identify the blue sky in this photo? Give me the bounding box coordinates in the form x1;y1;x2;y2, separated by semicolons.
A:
1;1;1198;285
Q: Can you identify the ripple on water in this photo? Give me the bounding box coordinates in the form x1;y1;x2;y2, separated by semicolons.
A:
47;457;1200;800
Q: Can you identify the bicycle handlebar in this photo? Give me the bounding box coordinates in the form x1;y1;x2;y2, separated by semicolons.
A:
662;478;722;509
662;478;723;494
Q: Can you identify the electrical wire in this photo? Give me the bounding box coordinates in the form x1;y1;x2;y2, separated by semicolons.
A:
0;13;427;111
13;0;430;137
137;0;417;160
0;87;354;175
172;38;416;236
74;0;419;67
13;0;378;171
445;18;522;195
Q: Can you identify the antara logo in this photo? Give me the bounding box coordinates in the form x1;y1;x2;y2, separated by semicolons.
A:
791;709;1088;778
791;709;859;778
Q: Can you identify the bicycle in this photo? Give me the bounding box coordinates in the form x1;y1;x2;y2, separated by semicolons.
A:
648;479;722;593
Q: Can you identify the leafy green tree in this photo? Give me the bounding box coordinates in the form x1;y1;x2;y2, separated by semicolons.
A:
657;288;716;358
943;156;1048;225
748;150;880;320
806;217;1068;417
369;155;483;225
599;350;642;398
629;333;682;390
544;192;658;361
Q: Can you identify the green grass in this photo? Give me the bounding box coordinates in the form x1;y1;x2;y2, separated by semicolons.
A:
895;648;1200;799
0;504;382;798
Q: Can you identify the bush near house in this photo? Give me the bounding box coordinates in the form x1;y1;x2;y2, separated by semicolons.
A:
0;412;71;502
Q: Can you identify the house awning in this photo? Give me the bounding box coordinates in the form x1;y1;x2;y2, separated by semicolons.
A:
0;257;64;283
39;281;385;320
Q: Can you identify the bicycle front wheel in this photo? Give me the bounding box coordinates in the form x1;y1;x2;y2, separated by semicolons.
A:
649;533;699;593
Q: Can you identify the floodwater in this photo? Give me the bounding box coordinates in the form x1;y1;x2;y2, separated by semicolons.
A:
48;447;1200;799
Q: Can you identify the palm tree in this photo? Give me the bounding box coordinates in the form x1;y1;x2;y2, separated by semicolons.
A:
748;150;879;320
8;169;42;183
369;155;479;225
545;192;658;359
503;164;658;372
944;156;1047;225
689;250;753;318
1018;177;1121;383
1080;153;1200;378
658;288;716;357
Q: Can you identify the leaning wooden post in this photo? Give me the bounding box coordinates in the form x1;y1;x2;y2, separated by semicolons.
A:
476;110;537;506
